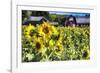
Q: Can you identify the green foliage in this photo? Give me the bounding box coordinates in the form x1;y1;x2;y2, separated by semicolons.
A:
49;14;57;21
22;22;90;62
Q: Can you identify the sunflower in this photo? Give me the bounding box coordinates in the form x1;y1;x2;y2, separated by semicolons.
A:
38;22;55;40
23;23;35;39
54;43;64;56
51;25;59;36
56;30;64;44
32;36;46;54
49;39;55;48
81;47;90;59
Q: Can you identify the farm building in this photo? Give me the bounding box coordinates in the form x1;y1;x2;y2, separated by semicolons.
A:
22;16;48;25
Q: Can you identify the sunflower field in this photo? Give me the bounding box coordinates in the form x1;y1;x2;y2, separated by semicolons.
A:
22;22;90;62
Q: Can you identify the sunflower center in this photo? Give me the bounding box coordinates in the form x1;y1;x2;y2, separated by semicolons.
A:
43;26;49;34
56;46;61;52
29;30;34;37
36;42;41;49
83;51;88;58
56;49;60;52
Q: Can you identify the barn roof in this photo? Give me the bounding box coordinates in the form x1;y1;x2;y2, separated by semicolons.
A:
28;16;43;21
23;16;45;24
